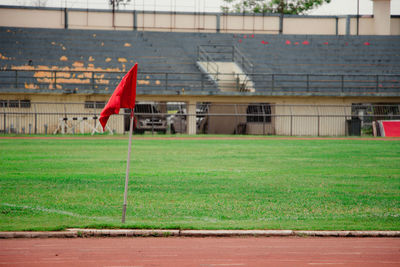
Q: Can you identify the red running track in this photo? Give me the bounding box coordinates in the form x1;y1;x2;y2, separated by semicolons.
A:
1;237;400;267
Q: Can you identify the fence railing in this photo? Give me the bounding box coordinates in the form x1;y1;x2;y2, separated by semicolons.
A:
1;69;399;95
1;103;399;136
197;45;254;74
233;46;254;74
197;46;220;80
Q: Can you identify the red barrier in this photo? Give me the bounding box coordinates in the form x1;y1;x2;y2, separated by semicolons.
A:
381;121;400;137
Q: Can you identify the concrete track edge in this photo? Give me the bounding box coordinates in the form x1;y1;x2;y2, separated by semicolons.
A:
1;229;400;238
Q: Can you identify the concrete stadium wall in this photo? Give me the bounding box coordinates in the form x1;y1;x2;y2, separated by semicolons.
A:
0;7;65;29
219;15;280;34
283;17;337;35
392;17;400;34
1;6;399;35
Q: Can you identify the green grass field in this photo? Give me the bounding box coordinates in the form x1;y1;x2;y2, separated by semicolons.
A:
0;136;399;231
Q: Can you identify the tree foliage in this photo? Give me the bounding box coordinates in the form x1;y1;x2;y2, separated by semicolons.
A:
221;0;331;15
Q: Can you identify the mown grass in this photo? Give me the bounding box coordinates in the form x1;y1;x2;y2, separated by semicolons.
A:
0;137;399;231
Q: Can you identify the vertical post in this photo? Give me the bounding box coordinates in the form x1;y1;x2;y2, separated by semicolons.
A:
317;105;320;137
112;0;116;29
262;107;266;135
346;15;351;35
271;74;275;91
34;113;37;134
376;75;379;92
216;14;220;33
122;109;134;224
341;75;344;93
133;10;137;31
151;104;154;135
54;70;57;89
64;8;68;29
356;0;360;36
94;106;97;130
15;70;18;88
290;105;293;136
234;104;239;134
290;114;293;136
335;17;338;35
91;72;95;90
3;113;6;134
32;103;36;134
279;14;283;34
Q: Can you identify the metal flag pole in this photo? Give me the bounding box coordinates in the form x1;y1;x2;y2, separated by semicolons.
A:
122;109;134;223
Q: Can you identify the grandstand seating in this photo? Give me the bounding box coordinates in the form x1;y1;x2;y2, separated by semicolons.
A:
0;26;399;95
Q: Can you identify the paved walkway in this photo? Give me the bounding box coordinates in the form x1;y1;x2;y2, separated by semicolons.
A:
1;237;400;266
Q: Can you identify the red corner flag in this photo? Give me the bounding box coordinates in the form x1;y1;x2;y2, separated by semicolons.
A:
99;64;137;131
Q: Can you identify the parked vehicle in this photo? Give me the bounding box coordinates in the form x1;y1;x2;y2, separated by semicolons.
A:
170;104;209;134
170;109;187;134
129;103;167;134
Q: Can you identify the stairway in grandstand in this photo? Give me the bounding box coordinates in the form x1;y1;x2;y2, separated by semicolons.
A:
196;44;255;93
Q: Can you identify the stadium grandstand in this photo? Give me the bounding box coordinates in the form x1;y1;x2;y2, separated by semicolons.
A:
0;0;399;136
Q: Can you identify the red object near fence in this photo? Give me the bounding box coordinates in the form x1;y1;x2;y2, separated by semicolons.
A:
381;121;400;137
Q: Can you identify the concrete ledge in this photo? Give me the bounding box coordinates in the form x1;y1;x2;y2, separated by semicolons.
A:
0;231;77;238
67;229;180;237
294;231;352;237
348;231;400;237
1;229;399;238
180;230;293;237
294;230;400;237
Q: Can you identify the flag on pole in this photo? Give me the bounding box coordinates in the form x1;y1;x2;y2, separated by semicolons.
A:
99;64;138;131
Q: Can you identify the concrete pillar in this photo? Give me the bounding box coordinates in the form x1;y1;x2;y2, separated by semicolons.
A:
346;15;351;35
373;0;391;35
186;101;197;135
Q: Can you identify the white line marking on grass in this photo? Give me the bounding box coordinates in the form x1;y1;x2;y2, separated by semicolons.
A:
1;203;114;222
2;203;83;217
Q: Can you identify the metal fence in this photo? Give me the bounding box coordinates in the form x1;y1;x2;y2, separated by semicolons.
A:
1;102;399;136
1;69;399;95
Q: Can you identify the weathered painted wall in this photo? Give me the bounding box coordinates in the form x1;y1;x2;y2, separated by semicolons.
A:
283;17;337;35
373;0;391;35
1;6;399;35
